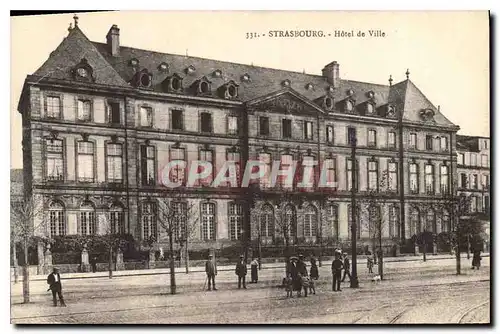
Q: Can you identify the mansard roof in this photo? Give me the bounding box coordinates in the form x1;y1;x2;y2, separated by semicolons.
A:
27;23;458;129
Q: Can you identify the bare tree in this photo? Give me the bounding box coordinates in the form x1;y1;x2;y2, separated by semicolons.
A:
95;215;127;279
157;198;198;294
11;195;47;303
272;195;297;264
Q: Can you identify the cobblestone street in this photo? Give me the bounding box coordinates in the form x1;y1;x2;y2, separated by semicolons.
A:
11;256;490;324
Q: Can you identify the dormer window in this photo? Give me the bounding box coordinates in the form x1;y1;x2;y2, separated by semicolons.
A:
129;58;139;67
162;73;183;93
213;69;222;78
193;76;211;95
218;81;239;99
186;65;196;75
241;73;251;82
347;89;354;96
328;86;335;93
73;58;94;82
132;69;153;89
366;103;374;114
158;62;168;72
345;100;354;112
305;83;314;90
282;79;291;87
419;108;435;121
324;97;334;111
366;91;375;99
387;105;396;117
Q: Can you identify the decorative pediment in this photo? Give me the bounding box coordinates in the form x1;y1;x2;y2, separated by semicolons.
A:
247;90;324;115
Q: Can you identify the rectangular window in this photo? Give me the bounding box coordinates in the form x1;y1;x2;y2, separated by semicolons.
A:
141;202;157;239
259;117;270;136
171;109;183;130
108;102;120;125
388;162;398;191
388;206;399;238
170;147;186;185
141;146;155;186
282;119;292;139
227;151;241;185
481;154;488;167
324;158;336;187
328;205;339;240
440;165;449;194
259;153;271;188
426;135;433;151
346;159;358;191
77;141;94;182
425;164;434;194
172;202;187;241
471;174;478;189
200;112;213;133
368;160;378;191
460;173;467;188
201;202;216;240
326;125;334;143
484;140;488;150
199;149;213;186
440;137;448;151
388;132;396;148
470;197;477;212
140;106;153;127
347;127;357;146
227;115;238;135
229;203;243;240
433;137;440;151
482;175;490;190
106;143;123;183
471;154;477;166
457;153;464;165
46;139;64;181
409;163;419;193
368;130;377;147
409;133;417;149
77;100;92;122
280;154;293;189
46;96;61;118
304;121;313;140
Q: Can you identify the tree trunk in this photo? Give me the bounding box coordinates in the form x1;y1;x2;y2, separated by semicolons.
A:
284;234;290;271
169;234;176;294
258;235;262;270
423;240;427;262
12;241;18;284
108;246;113;279
378;229;384;280
184;241;189;274
22;239;30;303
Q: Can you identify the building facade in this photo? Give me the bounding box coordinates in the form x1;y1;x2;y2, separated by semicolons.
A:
17;19;461;253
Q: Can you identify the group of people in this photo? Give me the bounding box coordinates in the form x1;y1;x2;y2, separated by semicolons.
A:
204;254;260;291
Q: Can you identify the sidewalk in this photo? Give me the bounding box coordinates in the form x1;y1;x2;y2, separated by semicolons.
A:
13;252;489;282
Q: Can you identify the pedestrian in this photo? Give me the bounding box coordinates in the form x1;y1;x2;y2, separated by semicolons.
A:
341;253;352;283
46;267;66;307
91;256;97;273
331;252;344;292
235;255;247;289
472;250;482;270
205;254;217;291
310;257;319;280
367;253;374;274
296;254;309;297
250;257;259;283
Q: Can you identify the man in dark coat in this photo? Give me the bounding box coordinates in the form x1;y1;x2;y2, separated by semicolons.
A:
296;254;308;297
235;255;247;289
331;252;344;292
341;253;352;282
205;254;217;291
47;268;66;306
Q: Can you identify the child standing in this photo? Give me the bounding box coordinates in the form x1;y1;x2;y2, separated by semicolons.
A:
310;258;319;280
367;253;374;274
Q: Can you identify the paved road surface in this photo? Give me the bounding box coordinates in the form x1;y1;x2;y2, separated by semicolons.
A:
11;257;490;324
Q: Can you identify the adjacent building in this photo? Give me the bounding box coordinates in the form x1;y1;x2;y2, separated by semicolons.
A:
17;18;461;254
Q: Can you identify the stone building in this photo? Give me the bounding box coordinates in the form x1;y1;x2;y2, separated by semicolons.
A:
17;17;461;254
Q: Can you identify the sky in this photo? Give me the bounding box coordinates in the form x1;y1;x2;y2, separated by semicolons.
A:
10;11;489;169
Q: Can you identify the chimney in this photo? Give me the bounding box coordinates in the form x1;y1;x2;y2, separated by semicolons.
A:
322;61;340;88
106;24;120;57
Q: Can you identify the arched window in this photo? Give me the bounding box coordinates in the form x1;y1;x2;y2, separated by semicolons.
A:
80;201;96;235
441;209;450;233
201;202;216;240
283;204;297;243
110;203;124;234
303;205;318;237
141;201;157;240
229;202;243;240
409;207;420;237
327;204;339;240
49;201;65;237
260;203;274;238
426;209;436;233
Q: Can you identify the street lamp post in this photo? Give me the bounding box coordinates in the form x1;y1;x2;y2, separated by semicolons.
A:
349;131;359;288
